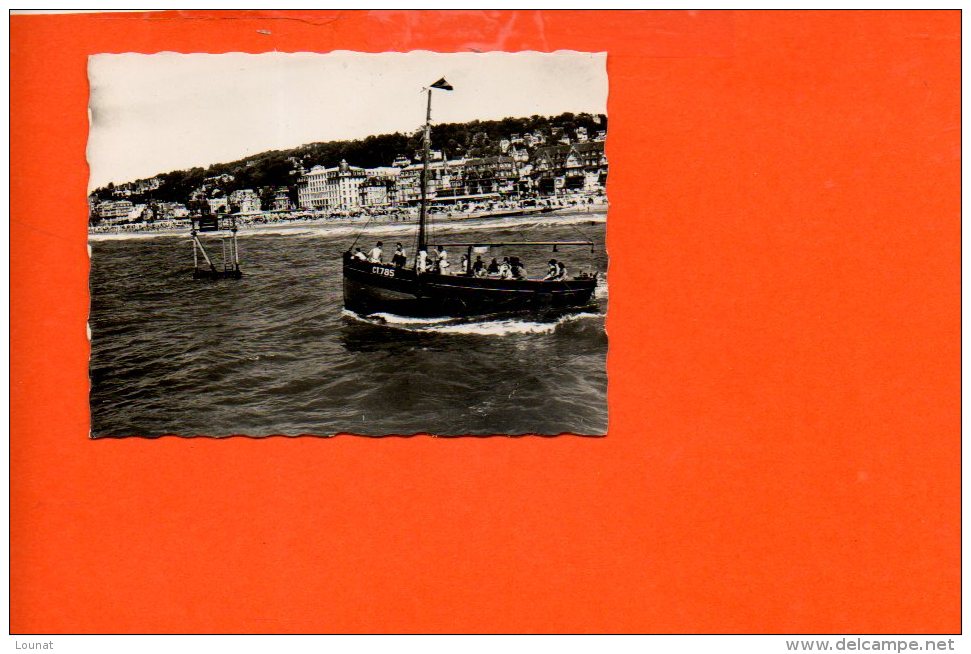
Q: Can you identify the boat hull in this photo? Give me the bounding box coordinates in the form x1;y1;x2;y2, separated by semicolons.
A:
343;255;597;318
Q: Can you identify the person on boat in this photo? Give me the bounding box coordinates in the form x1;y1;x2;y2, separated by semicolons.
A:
460;254;469;275
416;247;429;274
392;242;407;268
352;247;369;262
510;256;526;280
487;258;500;276
498;257;513;280
544;259;558;280
437;246;450;275
368;241;383;263
555;261;568;281
472;255;485;277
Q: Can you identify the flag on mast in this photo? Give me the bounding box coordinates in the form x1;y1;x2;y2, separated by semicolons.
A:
430;78;454;91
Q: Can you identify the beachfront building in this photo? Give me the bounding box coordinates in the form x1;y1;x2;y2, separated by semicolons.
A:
461;155;518;197
359;167;400;208
95;202;148;226
298;160;368;211
157;202;189;220
360;178;395;208
229;189;262;214
531;141;607;196
207;195;229;214
272;187;293;212
397;159;442;205
96;199;134;220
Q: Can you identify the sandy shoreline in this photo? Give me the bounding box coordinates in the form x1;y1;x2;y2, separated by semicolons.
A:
88;206;608;242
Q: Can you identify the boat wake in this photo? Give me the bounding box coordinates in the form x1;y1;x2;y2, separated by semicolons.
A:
341;308;602;336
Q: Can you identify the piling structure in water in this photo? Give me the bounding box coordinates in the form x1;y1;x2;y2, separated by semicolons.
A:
190;214;242;280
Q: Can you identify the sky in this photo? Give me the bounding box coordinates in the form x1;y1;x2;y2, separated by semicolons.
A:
87;51;607;191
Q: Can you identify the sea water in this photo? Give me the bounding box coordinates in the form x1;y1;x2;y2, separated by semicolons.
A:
88;213;608;436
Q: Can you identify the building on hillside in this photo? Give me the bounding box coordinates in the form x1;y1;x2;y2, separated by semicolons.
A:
205;173;235;185
134;177;161;193
509;146;530;164
412;149;444;163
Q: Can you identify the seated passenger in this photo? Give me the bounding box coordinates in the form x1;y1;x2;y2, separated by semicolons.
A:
498;257;513;280
543;259;558;280
510;256;526;280
486;258;500;276
391;242;407;267
460;254;469;275
555;261;567;281
416;248;429;273
472;255;485;277
352;247;368;261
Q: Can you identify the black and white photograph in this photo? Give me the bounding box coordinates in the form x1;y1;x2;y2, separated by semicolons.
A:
87;51;609;437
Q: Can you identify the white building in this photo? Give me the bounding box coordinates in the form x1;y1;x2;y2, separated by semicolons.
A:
271;187;293;211
96;199;134;220
229;189;262;214
298;160;368;211
158;202;189;219
207;196;229;214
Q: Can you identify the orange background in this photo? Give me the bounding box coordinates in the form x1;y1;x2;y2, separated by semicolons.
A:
10;10;960;634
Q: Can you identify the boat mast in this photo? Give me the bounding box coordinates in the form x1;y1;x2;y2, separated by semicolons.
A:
417;88;432;256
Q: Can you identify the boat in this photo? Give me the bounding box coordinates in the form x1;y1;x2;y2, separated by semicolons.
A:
342;78;599;319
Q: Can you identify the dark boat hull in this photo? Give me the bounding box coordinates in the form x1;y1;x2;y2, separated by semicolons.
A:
342;255;597;318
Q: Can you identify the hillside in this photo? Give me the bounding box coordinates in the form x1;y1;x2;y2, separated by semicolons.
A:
89;112;607;206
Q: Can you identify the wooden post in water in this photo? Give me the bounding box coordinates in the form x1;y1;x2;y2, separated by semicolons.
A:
231;216;240;273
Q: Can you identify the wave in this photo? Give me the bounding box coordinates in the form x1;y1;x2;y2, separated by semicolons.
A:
343;308;602;336
88;231;189;242
352;311;456;326
595;276;609;299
